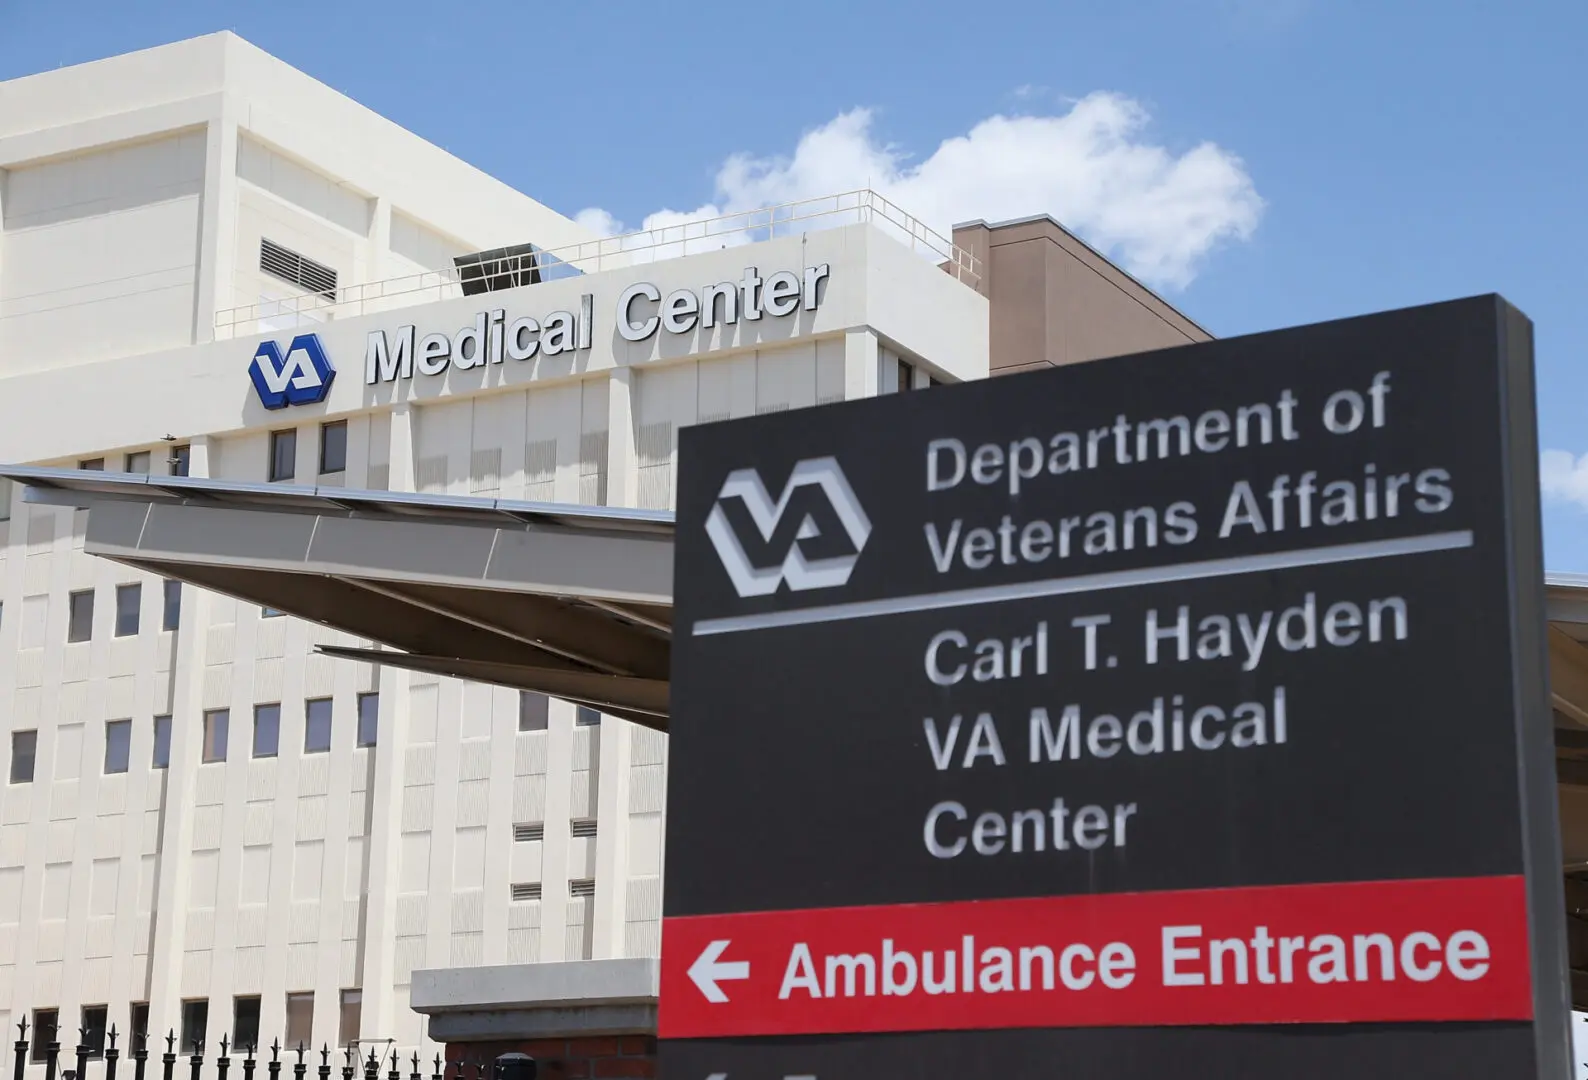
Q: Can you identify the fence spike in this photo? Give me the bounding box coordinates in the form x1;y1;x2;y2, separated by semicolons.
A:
109;1027;120;1051
17;1017;27;1040
166;1032;176;1055
222;1036;231;1058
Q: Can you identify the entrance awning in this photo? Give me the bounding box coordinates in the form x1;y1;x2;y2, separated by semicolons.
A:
2;466;675;730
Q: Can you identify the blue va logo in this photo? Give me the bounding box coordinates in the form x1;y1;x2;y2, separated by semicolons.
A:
250;333;336;409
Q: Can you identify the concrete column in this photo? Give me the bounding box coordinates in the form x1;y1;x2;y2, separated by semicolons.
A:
590;722;633;959
537;703;576;960
357;663;410;1041
365;198;392;317
605;370;638;509
389;402;417;493
192;106;241;344
843;329;880;401
147;437;216;1028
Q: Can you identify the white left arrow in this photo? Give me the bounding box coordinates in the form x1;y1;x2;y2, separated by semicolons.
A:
688;939;750;1003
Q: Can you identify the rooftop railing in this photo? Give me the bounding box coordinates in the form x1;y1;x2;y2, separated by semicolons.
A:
212;189;981;339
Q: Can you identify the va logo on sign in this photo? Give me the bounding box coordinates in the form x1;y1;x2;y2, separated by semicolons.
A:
704;457;872;598
250;333;336;409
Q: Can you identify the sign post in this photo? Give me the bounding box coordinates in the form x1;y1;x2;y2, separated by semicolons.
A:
662;296;1569;1078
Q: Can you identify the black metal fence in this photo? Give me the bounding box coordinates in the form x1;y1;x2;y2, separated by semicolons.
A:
8;1020;493;1080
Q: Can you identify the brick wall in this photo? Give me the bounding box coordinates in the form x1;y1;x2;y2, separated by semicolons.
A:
447;1036;657;1080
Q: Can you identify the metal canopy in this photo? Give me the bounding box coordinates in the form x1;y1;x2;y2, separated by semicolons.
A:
3;466;675;731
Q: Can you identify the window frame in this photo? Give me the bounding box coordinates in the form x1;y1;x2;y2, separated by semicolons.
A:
67;589;95;643
232;996;261;1055
114;582;141;638
31;1009;58;1063
252;703;281;759
80;1004;108;1059
170;444;191;477
304;698;333;754
284;991;314;1048
10;730;37;785
268;428;298;482
162;580;182;631
152;715;172;769
319;420;348;475
179;999;208;1056
519;692;549;732
104;719;132;775
356;693;378;748
202;709;230;764
575;705;601;727
124;451;151;475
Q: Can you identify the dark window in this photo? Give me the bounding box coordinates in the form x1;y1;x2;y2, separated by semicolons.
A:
104;720;131;775
305;698;332;754
115;583;141;637
179;1000;207;1055
232;997;261;1054
269;429;297;482
31;1009;57;1062
897;358;915;392
0;477;11;522
68;589;95;643
284;992;313;1047
338;990;361;1048
11;731;36;784
163;580;182;631
152;716;172;769
170;445;191;477
253;704;281;758
319;421;347;475
129;1003;150;1051
261;607;285;619
202;710;229;764
260;238;338;300
79;458;105;471
356;693;378;748
124;451;151;474
575;706;600;727
519;692;549;732
81;1005;108;1058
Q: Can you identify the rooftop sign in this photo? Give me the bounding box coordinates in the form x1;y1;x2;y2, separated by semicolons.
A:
661;296;1568;1079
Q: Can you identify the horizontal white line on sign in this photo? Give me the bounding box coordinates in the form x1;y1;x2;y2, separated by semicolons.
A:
691;529;1476;637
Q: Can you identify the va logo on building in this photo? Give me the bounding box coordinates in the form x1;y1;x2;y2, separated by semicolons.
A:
704;457;872;598
250;333;336;409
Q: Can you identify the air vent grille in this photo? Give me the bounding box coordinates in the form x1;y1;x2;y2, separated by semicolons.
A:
510;882;541;902
513;823;544;842
570;819;598;839
569;879;596;898
261;238;338;299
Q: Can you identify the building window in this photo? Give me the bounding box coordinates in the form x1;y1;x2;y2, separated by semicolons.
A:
129;1004;149;1051
31;1010;57;1062
79;458;105;471
284;992;313;1047
68;589;95;643
170;444;191;477
338;990;361;1048
575;706;600;727
304;698;333;754
269;429;297;482
261;606;285;619
319;421;347;475
519;692;548;732
11;731;36;784
356;693;378;747
104;720;132;775
179;1000;207;1055
81;1005;108;1059
163;580;182;631
0;477;11;522
152;716;172;769
253;704;281;758
202;710;229;764
232;997;261;1055
124;451;151;474
898;358;915;391
114;583;141;637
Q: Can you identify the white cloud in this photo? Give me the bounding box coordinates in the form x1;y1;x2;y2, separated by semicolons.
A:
574;93;1265;290
1542;450;1588;509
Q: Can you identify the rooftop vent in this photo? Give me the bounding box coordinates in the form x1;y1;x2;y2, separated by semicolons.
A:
514;823;544;842
571;819;598;839
510;882;542;902
260;238;337;300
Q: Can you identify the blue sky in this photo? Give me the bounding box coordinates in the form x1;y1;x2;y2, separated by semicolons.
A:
4;0;1588;565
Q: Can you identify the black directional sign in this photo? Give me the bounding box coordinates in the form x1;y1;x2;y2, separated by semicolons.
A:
661;296;1570;1079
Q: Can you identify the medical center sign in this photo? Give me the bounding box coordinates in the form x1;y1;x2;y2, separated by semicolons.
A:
664;297;1570;1079
362;264;829;385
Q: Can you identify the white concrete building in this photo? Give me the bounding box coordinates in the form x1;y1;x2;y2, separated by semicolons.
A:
0;32;994;1067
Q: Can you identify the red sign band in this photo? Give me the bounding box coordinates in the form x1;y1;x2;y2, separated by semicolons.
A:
659;876;1532;1039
